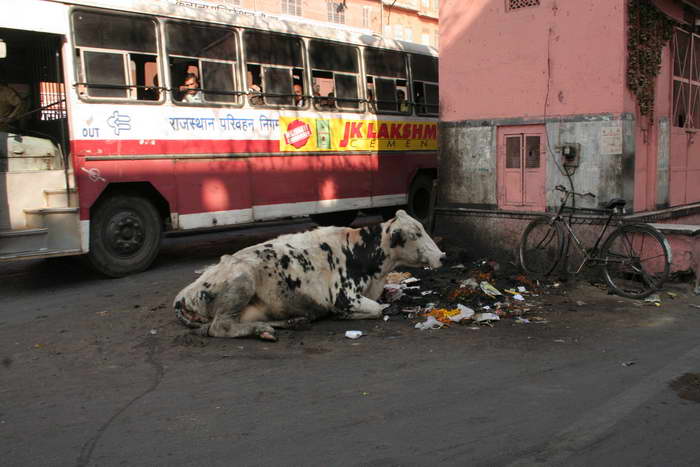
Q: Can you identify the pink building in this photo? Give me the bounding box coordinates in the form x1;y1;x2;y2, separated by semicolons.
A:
437;0;700;271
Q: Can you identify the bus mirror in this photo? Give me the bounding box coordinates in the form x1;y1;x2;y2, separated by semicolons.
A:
0;40;6;59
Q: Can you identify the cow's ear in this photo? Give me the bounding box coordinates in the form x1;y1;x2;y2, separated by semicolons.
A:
395;209;407;218
390;229;406;248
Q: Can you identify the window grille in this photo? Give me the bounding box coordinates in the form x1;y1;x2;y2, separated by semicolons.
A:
327;1;345;24
281;0;302;16
507;0;540;11
672;28;700;129
362;6;370;28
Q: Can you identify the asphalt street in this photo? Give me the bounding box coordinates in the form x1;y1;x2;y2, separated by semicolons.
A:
1;218;699;467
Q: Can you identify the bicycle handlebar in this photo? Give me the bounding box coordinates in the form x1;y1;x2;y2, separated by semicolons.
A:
554;185;596;198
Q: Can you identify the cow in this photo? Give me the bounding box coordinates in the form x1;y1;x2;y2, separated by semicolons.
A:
173;210;445;341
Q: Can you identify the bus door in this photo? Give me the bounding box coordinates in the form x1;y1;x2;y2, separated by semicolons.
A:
0;27;78;259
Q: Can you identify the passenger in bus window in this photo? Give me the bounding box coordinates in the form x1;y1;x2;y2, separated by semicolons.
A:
247;71;263;106
326;92;336;109
179;73;203;103
293;83;304;107
397;89;409;113
143;75;160;101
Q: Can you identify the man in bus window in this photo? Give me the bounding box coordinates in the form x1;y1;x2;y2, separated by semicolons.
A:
397;89;409;113
293;83;304;107
247;71;263;105
143;74;160;101
180;73;203;103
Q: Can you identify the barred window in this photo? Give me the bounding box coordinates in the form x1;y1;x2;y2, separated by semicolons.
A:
672;28;700;129
327;1;345;24
507;0;540;11
281;0;302;16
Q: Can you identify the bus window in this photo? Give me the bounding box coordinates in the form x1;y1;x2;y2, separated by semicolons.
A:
244;31;304;107
166;22;239;104
364;48;408;114
309;40;359;110
410;54;438;115
72;10;158;100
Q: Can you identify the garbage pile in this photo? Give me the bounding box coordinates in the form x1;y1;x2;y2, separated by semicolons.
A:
381;259;552;330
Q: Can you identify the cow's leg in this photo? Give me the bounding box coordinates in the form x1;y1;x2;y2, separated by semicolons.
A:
344;296;391;320
267;317;311;329
201;270;277;340
196;321;277;341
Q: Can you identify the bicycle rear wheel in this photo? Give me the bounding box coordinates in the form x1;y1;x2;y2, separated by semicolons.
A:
601;224;671;299
519;216;566;277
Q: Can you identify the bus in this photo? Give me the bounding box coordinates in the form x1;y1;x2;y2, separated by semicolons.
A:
0;0;439;277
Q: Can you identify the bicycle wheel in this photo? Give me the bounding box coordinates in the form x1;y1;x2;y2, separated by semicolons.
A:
519;216;566;277
601;224;671;299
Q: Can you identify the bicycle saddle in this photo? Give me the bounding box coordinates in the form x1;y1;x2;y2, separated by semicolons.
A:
605;198;626;209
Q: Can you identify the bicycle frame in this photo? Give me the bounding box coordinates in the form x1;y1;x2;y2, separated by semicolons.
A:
550;190;621;275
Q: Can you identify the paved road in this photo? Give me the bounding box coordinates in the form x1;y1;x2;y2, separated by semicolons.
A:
1;218;699;467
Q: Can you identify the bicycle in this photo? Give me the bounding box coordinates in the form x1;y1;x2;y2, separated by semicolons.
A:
518;185;672;299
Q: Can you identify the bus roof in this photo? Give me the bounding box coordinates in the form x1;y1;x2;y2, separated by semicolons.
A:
48;0;438;57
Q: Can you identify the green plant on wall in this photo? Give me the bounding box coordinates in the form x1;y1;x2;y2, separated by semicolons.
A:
627;0;676;121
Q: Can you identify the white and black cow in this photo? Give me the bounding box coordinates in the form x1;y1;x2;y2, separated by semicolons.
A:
173;210;445;340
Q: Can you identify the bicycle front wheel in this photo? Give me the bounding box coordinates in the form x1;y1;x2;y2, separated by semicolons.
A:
601;224;671;299
519;216;566;277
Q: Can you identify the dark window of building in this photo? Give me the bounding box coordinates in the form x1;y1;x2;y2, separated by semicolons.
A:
507;0;540;11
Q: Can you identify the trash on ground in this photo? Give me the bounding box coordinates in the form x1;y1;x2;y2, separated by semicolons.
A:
644;294;662;304
512;294;525;301
689;304;700;309
420;290;435;296
622;361;636;367
345;330;363;339
448;304;475;322
517;286;527;293
386;271;412;284
451;264;466;269
666;291;677;299
514;317;530;324
480;281;502;297
415;316;445;330
576;300;586;306
554;339;566;343
474;312;500;324
401;277;420;285
149;329;158;335
459;278;479;289
383;315;390;321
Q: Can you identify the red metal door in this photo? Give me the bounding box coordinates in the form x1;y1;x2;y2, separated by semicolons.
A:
498;126;546;211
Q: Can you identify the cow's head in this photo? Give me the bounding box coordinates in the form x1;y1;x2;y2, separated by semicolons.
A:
384;210;445;268
173;265;218;329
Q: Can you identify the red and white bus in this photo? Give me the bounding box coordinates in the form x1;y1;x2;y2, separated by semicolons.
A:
0;0;439;276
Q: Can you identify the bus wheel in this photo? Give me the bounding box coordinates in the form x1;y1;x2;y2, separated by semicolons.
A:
310;210;358;227
88;195;163;277
407;174;434;226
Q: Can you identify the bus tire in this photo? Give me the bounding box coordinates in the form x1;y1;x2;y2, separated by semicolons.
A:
88;195;163;278
310;210;358;227
407;174;434;226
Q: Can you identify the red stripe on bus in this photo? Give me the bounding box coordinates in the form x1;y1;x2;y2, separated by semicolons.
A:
72;139;280;155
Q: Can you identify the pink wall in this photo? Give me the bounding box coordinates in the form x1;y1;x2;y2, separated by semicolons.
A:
440;0;627;122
